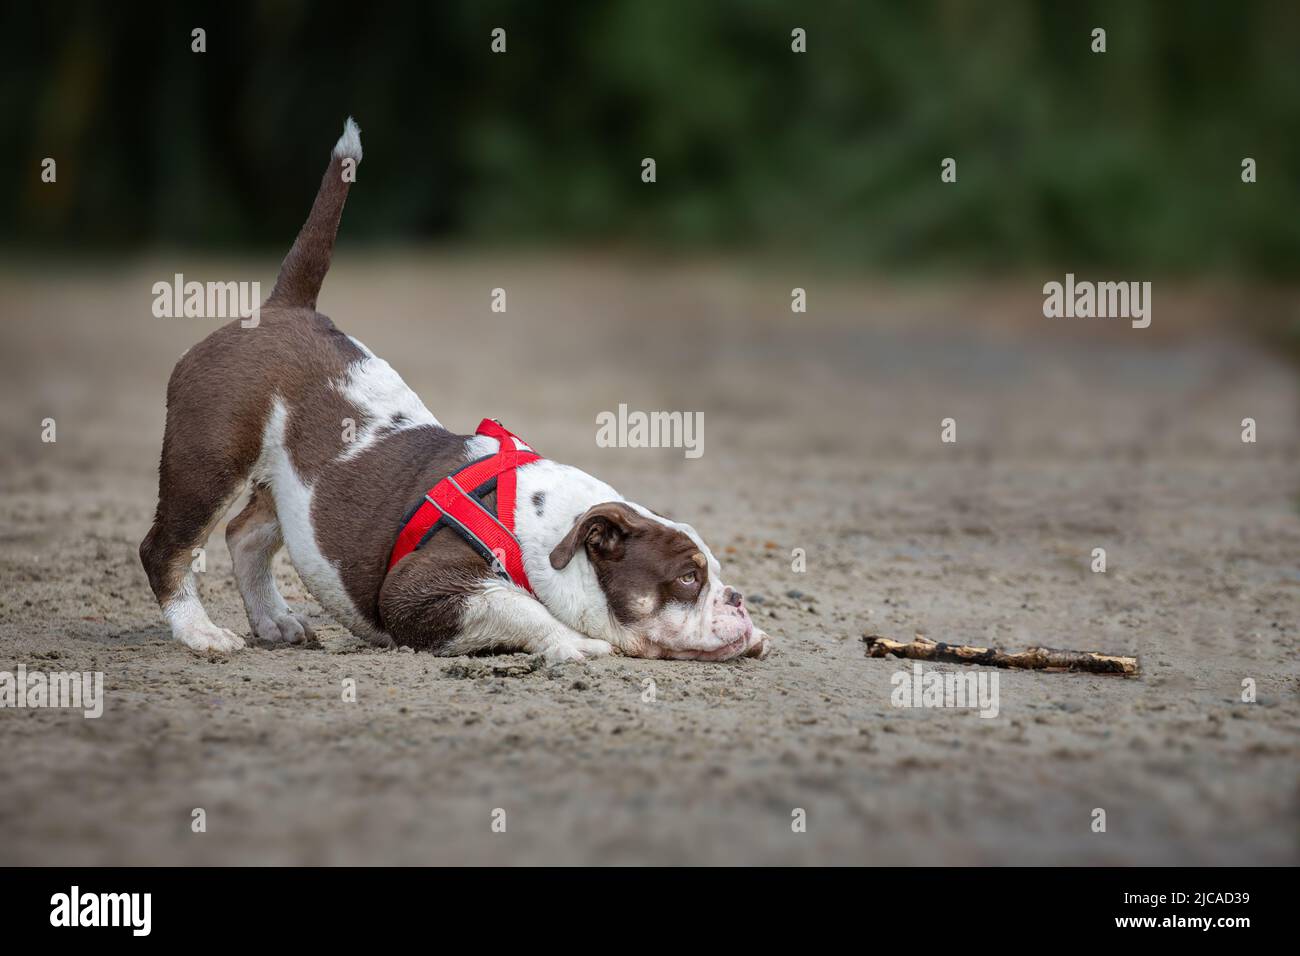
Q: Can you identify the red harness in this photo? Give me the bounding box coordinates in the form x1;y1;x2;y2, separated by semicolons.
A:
387;419;541;593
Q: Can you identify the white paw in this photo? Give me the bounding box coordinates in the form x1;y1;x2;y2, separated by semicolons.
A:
252;611;314;645
542;643;584;664
541;636;613;664
178;621;245;654
575;636;614;658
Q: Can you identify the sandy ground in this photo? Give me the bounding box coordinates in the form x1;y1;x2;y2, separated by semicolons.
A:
1;252;1297;865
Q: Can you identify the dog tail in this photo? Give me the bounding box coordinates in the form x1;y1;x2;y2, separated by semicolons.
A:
267;117;363;310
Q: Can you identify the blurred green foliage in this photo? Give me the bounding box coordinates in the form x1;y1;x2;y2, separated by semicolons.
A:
3;0;1298;275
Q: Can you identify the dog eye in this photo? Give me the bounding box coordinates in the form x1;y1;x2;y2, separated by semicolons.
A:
677;571;697;586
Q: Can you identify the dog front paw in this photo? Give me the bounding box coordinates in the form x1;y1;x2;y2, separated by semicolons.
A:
541;635;613;664
744;629;772;659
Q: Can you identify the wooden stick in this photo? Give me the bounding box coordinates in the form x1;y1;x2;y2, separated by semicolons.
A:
862;634;1139;676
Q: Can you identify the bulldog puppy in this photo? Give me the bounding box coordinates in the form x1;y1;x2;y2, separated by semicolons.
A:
139;119;771;664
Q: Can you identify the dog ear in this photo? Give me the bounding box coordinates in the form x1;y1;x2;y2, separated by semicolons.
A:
549;502;648;570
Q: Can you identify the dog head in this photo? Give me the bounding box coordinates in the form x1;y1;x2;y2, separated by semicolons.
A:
548;502;769;661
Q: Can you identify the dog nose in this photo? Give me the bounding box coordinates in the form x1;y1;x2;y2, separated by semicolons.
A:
724;587;743;608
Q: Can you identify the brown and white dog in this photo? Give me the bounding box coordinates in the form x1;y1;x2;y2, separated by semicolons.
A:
139;119;770;664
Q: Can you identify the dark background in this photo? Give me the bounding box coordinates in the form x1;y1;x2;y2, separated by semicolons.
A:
4;0;1299;276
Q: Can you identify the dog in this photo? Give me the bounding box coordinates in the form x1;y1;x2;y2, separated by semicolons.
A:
139;119;771;663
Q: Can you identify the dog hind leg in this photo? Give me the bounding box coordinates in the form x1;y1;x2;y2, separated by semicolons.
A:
140;366;263;653
226;484;315;645
140;479;246;654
